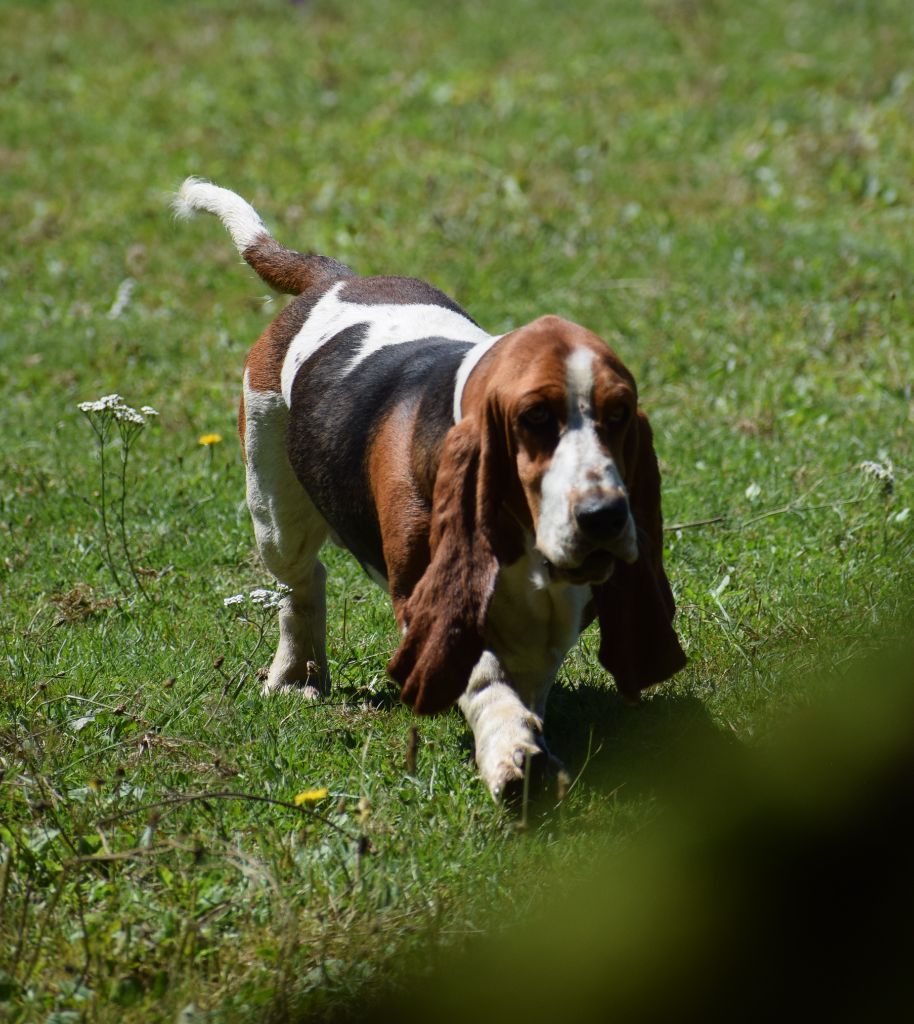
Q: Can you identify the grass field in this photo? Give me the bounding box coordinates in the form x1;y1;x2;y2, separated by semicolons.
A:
2;0;913;1020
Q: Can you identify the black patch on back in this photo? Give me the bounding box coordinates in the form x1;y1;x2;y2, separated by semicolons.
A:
287;331;472;579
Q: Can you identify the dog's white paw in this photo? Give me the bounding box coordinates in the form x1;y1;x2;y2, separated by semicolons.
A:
261;659;328;700
260;680;324;701
487;744;568;806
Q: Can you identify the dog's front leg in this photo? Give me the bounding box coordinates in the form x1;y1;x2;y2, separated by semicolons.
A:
459;652;559;802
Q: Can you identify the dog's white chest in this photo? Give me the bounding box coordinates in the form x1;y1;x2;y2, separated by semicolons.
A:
485;540;590;697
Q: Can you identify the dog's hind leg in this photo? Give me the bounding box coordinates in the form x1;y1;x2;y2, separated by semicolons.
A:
241;372;330;698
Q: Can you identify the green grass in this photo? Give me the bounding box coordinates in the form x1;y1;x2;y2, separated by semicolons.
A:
1;0;913;1020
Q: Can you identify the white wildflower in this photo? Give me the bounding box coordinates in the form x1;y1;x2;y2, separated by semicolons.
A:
859;459;895;493
140;406;159;417
112;404;145;425
249;588;285;608
225;583;290;610
745;482;761;501
78;393;123;414
859;459;895;484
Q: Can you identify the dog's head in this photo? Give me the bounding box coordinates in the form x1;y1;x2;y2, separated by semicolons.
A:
389;316;685;713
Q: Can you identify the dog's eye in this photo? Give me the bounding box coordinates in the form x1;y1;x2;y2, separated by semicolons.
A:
519;404;555;432
602;406;631;431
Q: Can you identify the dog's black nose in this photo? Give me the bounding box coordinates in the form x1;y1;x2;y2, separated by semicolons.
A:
575;494;630;540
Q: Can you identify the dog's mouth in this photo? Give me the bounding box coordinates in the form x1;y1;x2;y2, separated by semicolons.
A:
545;549;616;585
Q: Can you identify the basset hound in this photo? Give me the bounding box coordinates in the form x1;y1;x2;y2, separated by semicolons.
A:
175;178;686;800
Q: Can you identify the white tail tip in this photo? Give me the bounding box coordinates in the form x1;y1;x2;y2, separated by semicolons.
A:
172;176;270;254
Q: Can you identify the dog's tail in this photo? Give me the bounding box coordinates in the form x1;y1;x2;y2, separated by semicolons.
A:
173;177;353;295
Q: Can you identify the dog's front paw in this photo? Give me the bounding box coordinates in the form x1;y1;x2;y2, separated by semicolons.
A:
479;733;563;801
490;745;568;808
488;743;538;802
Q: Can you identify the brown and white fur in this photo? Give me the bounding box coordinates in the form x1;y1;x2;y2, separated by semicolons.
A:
174;178;685;800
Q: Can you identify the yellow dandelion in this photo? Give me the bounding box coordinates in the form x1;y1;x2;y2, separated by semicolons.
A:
198;432;223;446
294;787;329;806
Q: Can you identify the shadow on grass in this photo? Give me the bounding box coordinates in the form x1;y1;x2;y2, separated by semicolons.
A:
546;680;735;794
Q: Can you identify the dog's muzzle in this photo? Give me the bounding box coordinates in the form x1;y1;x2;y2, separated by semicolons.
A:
543;491;638;584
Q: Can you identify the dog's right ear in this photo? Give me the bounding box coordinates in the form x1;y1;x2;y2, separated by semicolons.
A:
388;411;508;715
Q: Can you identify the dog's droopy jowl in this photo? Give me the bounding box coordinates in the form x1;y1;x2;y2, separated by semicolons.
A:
175;178;685;799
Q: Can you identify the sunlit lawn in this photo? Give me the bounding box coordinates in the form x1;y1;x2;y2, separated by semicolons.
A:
1;0;912;1020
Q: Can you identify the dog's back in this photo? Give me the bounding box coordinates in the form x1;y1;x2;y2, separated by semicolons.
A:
175;177;493;580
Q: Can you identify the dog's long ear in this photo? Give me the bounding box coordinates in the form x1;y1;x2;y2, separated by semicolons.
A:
388;409;510;715
592;410;686;702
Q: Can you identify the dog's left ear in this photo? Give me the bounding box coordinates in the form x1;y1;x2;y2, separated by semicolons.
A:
388;407;513;715
592;410;686;702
